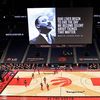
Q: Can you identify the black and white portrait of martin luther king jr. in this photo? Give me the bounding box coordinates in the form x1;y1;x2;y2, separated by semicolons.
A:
29;8;56;44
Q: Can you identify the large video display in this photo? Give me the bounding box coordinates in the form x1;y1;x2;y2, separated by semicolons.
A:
27;8;93;44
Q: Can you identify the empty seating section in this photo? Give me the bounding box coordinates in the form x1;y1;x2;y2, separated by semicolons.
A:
1;42;100;65
4;39;28;63
50;47;74;64
76;44;99;63
25;46;49;63
0;39;9;60
97;39;100;51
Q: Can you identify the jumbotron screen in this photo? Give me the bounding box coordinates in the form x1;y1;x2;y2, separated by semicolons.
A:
27;8;93;44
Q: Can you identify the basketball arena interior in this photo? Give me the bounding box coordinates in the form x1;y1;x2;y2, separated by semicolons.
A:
0;0;100;100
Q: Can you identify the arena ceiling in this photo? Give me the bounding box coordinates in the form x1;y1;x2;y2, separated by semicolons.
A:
0;0;100;16
0;0;100;8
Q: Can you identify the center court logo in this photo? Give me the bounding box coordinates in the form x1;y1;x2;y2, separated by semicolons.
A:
51;77;72;86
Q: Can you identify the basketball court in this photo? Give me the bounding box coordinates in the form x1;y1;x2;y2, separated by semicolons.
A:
0;70;100;97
